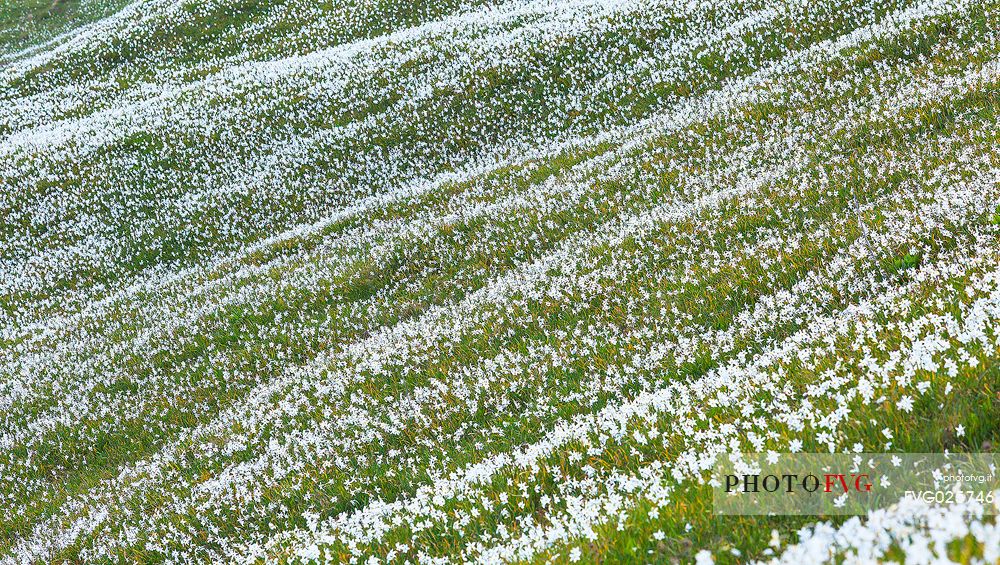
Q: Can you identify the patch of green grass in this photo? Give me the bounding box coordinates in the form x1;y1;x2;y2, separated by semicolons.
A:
887;252;922;274
0;0;129;54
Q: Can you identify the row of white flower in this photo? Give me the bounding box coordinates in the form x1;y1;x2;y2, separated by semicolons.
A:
762;496;1000;564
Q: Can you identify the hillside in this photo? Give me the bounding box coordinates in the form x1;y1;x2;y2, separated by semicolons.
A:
1;0;999;562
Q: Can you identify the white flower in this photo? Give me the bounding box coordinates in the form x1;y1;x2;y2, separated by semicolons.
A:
769;529;781;549
897;396;915;412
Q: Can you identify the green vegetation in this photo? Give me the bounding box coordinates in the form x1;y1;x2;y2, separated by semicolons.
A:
1;0;999;563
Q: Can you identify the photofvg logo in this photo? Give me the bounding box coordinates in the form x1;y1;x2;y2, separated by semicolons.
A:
712;453;1000;515
724;471;872;495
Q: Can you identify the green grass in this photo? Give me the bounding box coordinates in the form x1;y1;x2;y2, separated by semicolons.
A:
0;0;128;54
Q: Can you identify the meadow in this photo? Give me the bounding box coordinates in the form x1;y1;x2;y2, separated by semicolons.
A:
0;0;999;562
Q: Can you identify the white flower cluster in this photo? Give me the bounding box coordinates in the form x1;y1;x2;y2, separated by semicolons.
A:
763;495;1000;564
1;0;999;562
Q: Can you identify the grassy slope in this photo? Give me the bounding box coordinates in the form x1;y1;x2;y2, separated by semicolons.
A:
0;0;130;56
0;0;999;563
